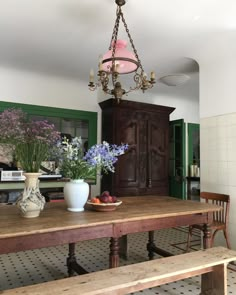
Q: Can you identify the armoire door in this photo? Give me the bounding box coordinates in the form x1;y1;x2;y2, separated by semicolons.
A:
113;109;140;195
146;113;169;195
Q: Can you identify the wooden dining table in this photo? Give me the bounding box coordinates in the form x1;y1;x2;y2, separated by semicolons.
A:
0;196;221;276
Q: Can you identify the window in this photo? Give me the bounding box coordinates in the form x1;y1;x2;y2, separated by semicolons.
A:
0;101;97;149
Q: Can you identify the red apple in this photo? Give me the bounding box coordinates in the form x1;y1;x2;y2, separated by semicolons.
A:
101;191;110;197
107;196;113;203
99;195;110;203
111;196;117;203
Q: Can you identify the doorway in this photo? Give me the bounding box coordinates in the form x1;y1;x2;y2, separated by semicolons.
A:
169;119;186;199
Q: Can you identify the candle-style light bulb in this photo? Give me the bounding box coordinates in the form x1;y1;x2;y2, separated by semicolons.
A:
150;71;155;80
98;55;103;71
89;69;94;83
115;63;120;73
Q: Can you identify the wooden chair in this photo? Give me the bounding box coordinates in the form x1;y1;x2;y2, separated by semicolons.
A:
186;192;231;251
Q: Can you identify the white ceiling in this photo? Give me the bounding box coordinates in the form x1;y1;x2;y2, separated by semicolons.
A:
0;0;235;101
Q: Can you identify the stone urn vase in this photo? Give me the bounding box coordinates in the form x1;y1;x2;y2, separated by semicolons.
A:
17;172;45;218
64;179;89;212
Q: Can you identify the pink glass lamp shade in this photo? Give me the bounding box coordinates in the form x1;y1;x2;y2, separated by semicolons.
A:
101;39;138;74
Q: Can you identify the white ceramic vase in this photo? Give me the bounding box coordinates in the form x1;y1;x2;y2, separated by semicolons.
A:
64;179;89;212
17;172;45;218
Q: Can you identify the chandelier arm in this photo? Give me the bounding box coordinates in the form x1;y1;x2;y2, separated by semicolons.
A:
100;72;109;91
104;89;113;96
127;73;143;92
120;9;145;73
127;73;154;93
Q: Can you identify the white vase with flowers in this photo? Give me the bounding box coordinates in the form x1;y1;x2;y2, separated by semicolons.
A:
56;137;128;212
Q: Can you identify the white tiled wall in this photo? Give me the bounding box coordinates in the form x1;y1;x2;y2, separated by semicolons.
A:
200;113;236;249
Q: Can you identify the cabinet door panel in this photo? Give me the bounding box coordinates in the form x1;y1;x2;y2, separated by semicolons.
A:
115;115;139;193
137;113;148;190
147;116;169;193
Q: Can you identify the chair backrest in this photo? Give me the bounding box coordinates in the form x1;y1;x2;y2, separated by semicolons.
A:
200;192;230;225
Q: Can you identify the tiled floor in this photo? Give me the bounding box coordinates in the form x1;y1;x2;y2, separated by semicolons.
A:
0;227;235;294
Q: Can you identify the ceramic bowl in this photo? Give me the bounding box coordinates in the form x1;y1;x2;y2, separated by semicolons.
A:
86;200;122;212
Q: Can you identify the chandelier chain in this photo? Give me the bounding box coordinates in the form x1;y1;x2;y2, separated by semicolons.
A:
120;9;144;73
109;6;121;51
112;8;121;86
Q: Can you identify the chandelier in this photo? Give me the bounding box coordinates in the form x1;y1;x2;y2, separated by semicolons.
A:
88;0;155;103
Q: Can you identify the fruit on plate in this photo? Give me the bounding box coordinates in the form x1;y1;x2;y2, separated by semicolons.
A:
111;195;117;203
90;191;118;204
90;197;101;204
99;194;110;203
101;191;110;197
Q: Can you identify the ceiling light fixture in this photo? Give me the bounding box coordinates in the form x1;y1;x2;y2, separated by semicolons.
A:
159;74;190;86
88;0;155;103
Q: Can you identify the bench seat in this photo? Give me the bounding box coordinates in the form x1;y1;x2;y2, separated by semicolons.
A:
1;246;236;295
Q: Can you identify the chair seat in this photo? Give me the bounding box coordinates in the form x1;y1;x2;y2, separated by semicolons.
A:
192;221;225;231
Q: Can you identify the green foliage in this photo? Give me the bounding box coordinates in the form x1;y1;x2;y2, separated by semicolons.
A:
60;158;95;180
15;143;49;173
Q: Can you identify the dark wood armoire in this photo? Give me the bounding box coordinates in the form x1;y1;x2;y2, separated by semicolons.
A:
99;98;175;196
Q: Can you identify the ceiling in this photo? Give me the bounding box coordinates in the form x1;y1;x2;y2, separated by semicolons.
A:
0;0;235;101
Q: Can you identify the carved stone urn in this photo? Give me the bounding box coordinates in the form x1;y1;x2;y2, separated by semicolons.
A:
17;172;45;218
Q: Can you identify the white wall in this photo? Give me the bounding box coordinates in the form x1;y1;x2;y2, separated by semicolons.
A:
199;51;236;250
200;114;236;249
98;85;199;124
0;66;100;112
200;61;236;118
0;66;199;196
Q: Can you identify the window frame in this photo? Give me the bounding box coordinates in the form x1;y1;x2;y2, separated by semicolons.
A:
0;101;97;148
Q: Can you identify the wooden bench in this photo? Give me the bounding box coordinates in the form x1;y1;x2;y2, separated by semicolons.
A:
1;247;236;295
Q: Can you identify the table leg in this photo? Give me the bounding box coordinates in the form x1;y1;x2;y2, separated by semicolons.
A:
202;224;212;249
147;231;155;260
147;231;173;259
119;235;129;260
109;237;120;268
67;243;87;276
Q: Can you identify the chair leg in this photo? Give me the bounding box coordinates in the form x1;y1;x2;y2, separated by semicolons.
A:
211;229;231;249
210;230;217;247
223;229;231;249
186;226;193;252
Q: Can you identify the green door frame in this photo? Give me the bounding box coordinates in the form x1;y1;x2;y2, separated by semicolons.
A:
187;123;200;167
169;119;186;199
